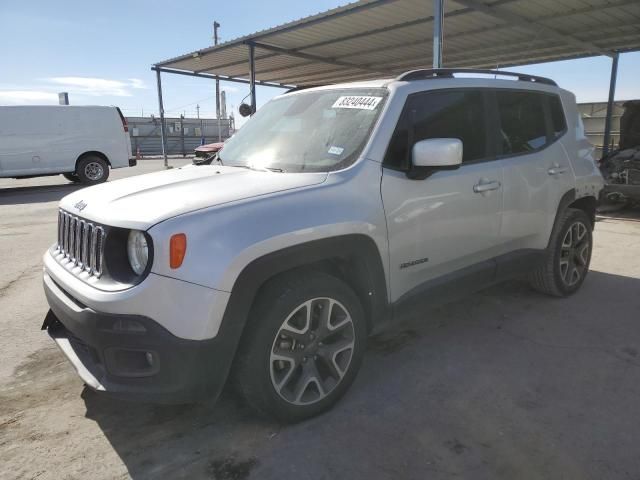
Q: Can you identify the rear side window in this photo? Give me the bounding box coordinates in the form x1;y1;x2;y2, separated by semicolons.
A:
549;95;567;138
496;91;547;154
384;90;487;169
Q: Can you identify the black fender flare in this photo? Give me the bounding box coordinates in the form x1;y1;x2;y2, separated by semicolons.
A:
546;189;577;250
208;234;389;396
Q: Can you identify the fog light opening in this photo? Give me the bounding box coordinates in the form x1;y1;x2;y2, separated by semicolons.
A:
104;348;160;377
111;318;147;334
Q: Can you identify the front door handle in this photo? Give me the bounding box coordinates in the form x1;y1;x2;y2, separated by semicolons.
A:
548;164;567;175
473;180;501;193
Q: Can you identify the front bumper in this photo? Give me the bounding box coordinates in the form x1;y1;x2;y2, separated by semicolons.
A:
43;274;234;404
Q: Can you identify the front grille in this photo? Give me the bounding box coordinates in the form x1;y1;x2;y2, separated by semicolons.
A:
57;210;105;277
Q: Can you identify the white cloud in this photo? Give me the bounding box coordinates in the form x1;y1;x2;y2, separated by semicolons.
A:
46;77;147;97
0;90;58;104
0;77;149;106
128;78;147;89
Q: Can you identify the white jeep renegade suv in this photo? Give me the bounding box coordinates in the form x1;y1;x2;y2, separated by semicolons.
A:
42;69;604;422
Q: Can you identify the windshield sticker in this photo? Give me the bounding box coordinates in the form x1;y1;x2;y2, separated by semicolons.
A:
328;146;344;155
332;96;382;110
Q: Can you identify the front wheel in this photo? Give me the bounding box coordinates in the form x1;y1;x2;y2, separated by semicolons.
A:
76;156;109;184
62;172;80;183
233;271;367;422
529;208;593;297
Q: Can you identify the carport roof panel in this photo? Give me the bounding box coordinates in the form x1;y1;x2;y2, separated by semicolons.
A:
154;0;640;86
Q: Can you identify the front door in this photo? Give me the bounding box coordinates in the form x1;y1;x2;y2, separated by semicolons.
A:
380;88;503;303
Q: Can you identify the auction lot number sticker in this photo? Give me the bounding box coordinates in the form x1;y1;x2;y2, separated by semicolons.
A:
332;96;383;110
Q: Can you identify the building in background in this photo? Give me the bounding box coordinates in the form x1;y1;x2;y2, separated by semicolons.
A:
579;101;626;158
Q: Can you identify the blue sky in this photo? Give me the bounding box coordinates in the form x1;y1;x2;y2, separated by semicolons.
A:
1;0;638;124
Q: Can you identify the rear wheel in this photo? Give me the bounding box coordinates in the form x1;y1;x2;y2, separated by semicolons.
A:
76;156;109;184
233;271;367;422
529;208;593;297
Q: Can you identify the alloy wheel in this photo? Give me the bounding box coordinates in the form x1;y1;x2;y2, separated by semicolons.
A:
559;220;590;287
269;297;355;406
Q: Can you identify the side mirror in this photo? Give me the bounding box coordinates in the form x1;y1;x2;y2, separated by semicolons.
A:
412;138;463;168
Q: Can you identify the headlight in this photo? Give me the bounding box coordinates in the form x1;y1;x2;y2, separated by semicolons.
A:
127;230;149;275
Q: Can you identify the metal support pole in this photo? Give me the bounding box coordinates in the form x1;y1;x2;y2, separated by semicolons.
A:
248;42;257;115
602;51;620;159
180;115;185;157
432;0;444;68
214;21;222;142
155;69;169;168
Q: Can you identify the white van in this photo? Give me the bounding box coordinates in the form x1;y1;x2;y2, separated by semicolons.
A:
0;105;135;184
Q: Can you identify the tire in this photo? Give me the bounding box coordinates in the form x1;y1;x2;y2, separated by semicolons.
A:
76;155;109;184
62;172;80;183
529;208;593;297
233;270;367;423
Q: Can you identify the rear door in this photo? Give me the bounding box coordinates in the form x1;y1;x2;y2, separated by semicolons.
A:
0;107;47;176
495;89;573;254
115;107;132;163
381;89;504;303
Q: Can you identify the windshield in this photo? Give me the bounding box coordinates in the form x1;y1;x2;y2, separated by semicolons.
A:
219;88;388;172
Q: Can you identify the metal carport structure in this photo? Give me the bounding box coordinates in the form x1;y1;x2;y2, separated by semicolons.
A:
153;0;640;164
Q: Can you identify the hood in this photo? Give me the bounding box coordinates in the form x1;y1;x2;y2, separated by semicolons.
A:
59;164;328;229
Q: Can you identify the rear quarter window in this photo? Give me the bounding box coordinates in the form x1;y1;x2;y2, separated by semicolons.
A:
549;95;567;138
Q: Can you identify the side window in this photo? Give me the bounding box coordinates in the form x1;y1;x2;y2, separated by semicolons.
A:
384;90;487;169
496;91;547;154
549;95;567;138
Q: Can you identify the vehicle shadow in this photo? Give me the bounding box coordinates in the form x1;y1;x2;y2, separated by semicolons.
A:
0;183;84;205
82;386;276;478
81;269;640;479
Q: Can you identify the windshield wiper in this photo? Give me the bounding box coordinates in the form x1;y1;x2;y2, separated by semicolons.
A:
236;165;285;173
211;162;284;173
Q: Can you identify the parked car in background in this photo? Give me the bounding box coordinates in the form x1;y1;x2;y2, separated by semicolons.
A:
194;141;224;158
0;105;135;184
42;69;604;422
600;100;640;203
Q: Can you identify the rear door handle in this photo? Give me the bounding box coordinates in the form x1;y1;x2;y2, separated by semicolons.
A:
473;180;501;193
548;165;567;175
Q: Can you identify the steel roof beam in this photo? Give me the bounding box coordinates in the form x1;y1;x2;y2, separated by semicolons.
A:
245;41;395;77
267;69;374;85
452;0;614;57
150;66;293;89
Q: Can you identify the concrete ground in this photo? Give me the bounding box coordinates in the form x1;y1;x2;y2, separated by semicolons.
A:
1;161;639;480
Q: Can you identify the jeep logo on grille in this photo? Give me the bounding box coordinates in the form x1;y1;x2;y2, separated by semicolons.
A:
73;200;87;212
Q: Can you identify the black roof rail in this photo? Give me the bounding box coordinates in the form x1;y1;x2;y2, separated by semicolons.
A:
396;68;557;86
